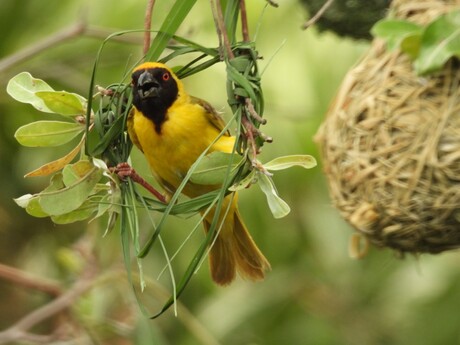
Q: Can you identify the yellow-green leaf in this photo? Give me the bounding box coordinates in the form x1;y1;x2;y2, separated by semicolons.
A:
26;196;49;218
15;120;84;147
264;155;317;171
35;91;86;116
229;170;257;191
257;173;290;219
13;194;49;217
6;72;54;113
62;160;95;187
51;200;98;224
39;165;102;216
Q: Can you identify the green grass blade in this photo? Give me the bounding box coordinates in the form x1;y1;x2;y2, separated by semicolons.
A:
144;0;198;62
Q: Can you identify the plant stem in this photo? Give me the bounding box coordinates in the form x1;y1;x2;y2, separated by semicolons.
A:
144;0;156;55
212;0;235;59
240;0;250;42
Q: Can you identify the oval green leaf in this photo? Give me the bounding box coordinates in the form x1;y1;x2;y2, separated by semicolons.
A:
38;165;102;216
371;19;422;51
264;155;317;171
26;196;50;218
35;91;86;116
257;173;290;219
15;120;84;147
6;72;54;112
415;10;460;75
13;194;49;217
51;200;98;224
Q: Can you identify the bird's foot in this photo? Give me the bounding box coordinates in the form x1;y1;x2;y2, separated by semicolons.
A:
110;162;167;203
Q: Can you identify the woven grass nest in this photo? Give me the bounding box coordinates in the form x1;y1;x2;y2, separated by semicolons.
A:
316;0;460;256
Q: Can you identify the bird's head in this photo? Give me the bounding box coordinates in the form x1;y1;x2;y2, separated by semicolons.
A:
131;62;179;115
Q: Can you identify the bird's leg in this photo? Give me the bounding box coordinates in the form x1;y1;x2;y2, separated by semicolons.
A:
111;162;167;203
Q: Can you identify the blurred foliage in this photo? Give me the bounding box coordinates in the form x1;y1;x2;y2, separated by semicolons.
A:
2;0;460;344
301;0;390;39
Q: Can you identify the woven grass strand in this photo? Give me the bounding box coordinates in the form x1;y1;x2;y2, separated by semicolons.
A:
316;0;460;254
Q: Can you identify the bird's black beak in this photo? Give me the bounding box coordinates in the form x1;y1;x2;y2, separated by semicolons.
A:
137;70;160;99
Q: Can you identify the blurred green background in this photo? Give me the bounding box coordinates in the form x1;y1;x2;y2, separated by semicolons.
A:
2;1;460;344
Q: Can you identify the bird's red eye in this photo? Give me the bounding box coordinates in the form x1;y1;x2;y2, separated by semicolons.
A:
162;72;170;81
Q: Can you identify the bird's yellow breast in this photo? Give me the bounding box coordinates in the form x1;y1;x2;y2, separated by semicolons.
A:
131;101;234;197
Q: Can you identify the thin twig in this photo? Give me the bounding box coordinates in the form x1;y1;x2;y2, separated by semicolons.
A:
0;263;62;296
241;116;259;160
0;23;144;74
0;266;97;344
0;21;86;73
240;0;250;42
265;0;279;7
213;0;235;59
302;0;334;30
143;0;156;55
245;98;267;125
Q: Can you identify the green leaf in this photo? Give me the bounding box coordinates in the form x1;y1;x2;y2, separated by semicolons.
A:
145;0;198;62
38;164;102;216
15;121;84;147
264;155;317;171
51;200;98;224
189;152;243;185
371;19;423;51
415;10;460;75
35;91;86;116
229;170;257;191
400;34;422;60
6;72;54;112
14;194;49;217
62;160;95;186
257;173;290;219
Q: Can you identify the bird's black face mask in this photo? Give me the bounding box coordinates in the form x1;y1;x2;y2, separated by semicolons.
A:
132;67;179;132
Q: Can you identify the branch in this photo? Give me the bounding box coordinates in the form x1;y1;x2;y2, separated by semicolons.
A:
0;21;85;73
143;0;156;55
0;263;62;296
302;0;334;30
0;267;97;344
240;0;250;42
0;22;145;74
211;0;234;59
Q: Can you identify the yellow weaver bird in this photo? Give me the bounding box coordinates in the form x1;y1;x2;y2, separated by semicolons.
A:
127;62;270;285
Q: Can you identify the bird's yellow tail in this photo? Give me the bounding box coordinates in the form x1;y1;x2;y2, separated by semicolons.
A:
203;206;270;286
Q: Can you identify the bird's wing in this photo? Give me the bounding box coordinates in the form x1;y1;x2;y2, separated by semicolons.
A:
127;107;144;153
191;96;230;137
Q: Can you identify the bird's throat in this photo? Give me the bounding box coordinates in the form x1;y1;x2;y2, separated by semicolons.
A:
136;100;168;134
